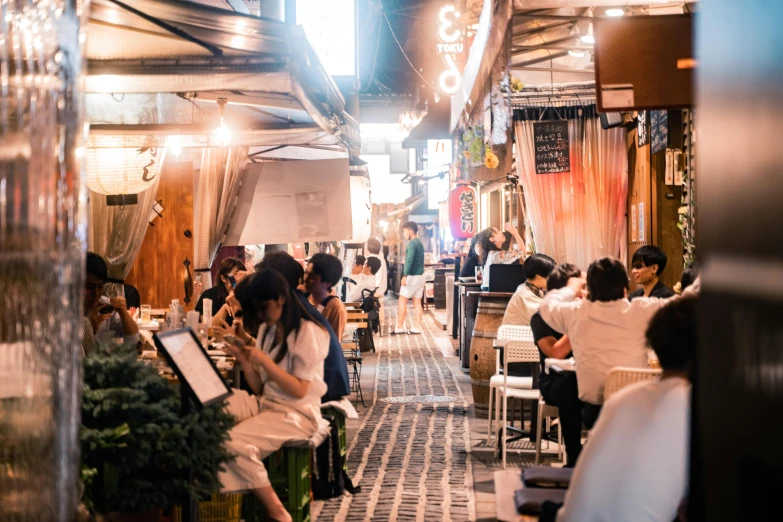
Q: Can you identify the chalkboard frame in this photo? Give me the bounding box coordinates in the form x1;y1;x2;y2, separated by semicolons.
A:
533;120;571;175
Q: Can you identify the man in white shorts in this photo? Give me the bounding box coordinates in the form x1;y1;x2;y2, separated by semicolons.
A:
394;221;425;334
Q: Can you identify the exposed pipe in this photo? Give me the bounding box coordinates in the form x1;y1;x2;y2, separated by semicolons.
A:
511;51;571;67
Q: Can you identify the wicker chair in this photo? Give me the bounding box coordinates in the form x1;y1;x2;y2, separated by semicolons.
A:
603;367;663;401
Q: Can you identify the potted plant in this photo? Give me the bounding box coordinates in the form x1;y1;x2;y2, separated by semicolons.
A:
79;340;234;521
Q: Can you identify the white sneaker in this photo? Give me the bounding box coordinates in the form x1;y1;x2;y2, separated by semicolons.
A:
392;327;406;335
408;328;422;335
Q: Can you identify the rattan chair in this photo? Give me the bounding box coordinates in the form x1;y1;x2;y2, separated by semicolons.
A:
604;367;663;401
487;325;535;446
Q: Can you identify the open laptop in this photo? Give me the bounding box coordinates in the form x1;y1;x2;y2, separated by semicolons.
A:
488;264;527;293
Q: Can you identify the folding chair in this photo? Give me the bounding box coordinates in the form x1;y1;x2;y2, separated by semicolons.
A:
604;367;662;401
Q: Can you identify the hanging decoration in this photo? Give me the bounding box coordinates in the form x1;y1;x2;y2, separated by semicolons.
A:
345;175;372;244
449;184;477;240
85;147;164;196
461;126;485;167
484;146;499;169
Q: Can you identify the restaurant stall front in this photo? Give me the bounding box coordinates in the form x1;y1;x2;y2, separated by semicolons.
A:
83;0;362;312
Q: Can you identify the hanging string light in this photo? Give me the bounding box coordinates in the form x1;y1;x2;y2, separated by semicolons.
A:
211;98;232;147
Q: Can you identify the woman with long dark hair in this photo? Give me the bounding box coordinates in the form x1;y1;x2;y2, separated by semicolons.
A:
459;233;485;278
195;257;246;324
220;269;329;522
479;223;527;290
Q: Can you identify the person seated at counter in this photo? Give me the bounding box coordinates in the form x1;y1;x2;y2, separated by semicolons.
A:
502;253;556;327
255;252;350;403
196;257;246;325
538;258;699;429
82;252;139;355
350;257;381;303
459;234;484;279
305;253;348;340
629;245;675;300
220;269;330;522
480;223;526;290
344;254;366;301
530;263;583;467
550;297;696;522
439;250;456;265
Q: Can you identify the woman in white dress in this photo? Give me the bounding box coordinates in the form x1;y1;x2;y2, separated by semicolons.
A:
221;269;329;522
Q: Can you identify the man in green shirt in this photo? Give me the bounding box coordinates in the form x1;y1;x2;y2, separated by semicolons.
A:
394;221;425;334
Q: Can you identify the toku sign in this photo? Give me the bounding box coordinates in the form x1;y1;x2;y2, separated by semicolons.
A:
437;5;463;95
449;184;476;239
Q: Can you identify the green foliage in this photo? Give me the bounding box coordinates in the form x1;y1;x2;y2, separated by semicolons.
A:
81;340;235;514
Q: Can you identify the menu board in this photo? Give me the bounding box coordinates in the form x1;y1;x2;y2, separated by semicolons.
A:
534;121;571;174
650;110;669;155
154;329;232;408
637;111;649;147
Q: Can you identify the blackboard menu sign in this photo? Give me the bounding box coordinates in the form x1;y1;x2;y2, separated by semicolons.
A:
650;110;669;155
637;111;649;147
534;121;570;174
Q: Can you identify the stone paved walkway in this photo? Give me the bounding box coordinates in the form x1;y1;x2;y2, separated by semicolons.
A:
315;306;477;522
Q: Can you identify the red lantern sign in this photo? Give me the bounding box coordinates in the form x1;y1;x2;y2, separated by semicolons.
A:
449;184;476;239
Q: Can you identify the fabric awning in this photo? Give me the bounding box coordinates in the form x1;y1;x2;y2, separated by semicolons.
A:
401;103;454;149
86;0;360;151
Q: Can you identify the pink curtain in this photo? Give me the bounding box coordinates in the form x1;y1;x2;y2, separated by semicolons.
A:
514;116;627;270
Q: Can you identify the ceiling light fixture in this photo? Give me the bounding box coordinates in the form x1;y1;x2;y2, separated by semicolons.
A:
605;8;624;17
166;135;184;158
569;50;585;57
580;22;595;44
211;98;232;147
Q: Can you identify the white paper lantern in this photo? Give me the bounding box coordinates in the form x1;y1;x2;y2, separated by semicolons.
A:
346;175;372;244
85;147;165;195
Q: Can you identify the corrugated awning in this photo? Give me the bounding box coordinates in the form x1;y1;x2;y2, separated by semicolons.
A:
86;0;359;151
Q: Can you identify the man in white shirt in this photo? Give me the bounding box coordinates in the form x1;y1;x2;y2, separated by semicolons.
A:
502;253;556;327
553;296;696;522
350;257;381;303
366;238;388;330
538;257;696;428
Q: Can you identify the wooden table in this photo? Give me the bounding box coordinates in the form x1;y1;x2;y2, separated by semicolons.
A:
456;281;482;372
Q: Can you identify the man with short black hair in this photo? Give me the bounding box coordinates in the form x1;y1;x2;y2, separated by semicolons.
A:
350;257;381;302
530;263;583;466
256;252;350;403
366;237;388;331
394;221;425;334
306;253;348;341
554;297;696;522
538;257;697;429
630;245;674;300
502;253;557;327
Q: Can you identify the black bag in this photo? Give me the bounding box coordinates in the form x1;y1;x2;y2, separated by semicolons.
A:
359;289;381;335
312;414;360;500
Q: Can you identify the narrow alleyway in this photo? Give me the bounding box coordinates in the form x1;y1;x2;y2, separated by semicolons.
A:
314;303;477;522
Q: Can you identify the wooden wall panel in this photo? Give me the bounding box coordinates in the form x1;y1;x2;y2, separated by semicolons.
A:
126;161;195;310
627;121;652;293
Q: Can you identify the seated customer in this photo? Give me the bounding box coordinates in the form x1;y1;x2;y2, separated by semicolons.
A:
344;254;366;300
197;257;246;325
538;257;696;429
350;257;381;303
480;223;526;290
256;252;350;403
553;297;696;522
83;252;139;352
459;234;483;278
220;269;329;522
305;253;348;340
502;253;556;327
629;245;674;300
530;263;583;467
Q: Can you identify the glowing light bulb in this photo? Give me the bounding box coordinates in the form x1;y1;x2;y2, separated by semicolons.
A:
166;135;184;158
211;119;232;147
605;8;624;17
568;50;585;58
580;23;595;44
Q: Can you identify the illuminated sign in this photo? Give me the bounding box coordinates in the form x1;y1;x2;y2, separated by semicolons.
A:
437;5;463;95
297;0;356;77
427;139;453;209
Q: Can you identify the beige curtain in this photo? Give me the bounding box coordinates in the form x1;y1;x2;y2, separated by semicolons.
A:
87;150;167;280
193;146;248;287
514;116;627;270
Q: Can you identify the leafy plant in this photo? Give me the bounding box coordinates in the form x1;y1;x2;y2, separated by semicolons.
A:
462;126;485;167
80;340;235;515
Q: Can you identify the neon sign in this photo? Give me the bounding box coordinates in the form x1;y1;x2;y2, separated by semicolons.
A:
437;5;463;95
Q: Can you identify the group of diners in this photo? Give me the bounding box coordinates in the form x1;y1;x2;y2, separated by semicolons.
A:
491;243;699;521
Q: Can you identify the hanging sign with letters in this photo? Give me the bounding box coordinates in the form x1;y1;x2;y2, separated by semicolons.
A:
449;184;476;240
534;121;571;174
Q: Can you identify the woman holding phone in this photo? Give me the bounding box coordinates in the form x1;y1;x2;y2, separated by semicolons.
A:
195;257;246;325
219;269;329;522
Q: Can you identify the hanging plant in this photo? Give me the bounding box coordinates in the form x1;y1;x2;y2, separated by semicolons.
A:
484;146;499;169
462;126;485;167
510;75;524;93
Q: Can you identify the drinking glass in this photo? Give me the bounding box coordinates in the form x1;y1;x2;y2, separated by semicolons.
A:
474;266;484;284
140;304;152;323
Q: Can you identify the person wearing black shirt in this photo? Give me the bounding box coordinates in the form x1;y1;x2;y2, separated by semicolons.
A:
458;234;483;278
195;257;246;325
629;245;675;300
530;263;584;467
